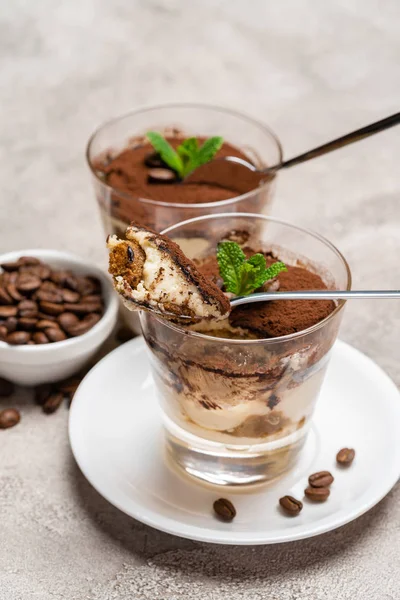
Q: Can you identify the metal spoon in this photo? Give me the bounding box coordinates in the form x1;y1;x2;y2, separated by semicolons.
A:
229;289;400;308
185;112;400;189
145;289;400;322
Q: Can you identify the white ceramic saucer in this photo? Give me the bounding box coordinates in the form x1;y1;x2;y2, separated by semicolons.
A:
69;337;400;545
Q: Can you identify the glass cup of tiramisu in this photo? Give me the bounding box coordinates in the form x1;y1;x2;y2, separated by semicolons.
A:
86;103;282;237
138;214;351;487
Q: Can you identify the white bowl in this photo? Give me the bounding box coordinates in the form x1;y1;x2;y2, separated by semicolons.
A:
0;249;119;386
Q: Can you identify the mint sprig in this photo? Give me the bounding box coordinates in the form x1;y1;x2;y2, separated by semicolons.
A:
217;241;287;296
146;132;223;179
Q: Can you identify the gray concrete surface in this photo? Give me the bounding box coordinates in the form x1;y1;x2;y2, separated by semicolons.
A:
1;1;399;598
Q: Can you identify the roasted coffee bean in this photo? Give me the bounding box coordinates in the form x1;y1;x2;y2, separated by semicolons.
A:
64;275;80;291
304;486;330;502
36;318;59;330
6;283;23;302
18;299;38;313
77;277;99;296
57;376;81;395
116;326;135;344
17;256;41;266
67;314;101;337
0;306;18;318
50;269;71;286
32;331;49;344
38;280;58;291
0;325;7;341
308;471;334;488
279;495;303;515
4;317;17;333
19;309;38;318
42;392;64;414
0;261;20;272
37;312;57;321
17;273;41;293
39;301;65;316
336;448;355;466
144;152;168;169
0;377;15;397
147;168;178;184
18;317;38;331
61;289;80;303
213;498;236;522
0;408;20;429
63;302;102;315
0;287;13;305
57;312;79;331
34;384;53;405
7;331;30;345
45;327;67;342
35;289;63;303
82;294;103;304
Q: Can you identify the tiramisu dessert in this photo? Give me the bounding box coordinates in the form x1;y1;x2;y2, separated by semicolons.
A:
107;223;230;322
92;129;269;235
108;222;343;484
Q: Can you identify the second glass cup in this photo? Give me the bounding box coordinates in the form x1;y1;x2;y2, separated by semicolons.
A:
139;214;351;487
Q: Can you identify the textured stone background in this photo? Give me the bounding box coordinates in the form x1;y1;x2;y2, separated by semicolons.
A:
1;1;399;598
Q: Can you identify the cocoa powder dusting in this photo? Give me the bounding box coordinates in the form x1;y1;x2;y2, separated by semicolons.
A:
196;253;335;338
95;137;264;205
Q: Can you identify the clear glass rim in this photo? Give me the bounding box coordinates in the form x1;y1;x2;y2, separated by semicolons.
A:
141;212;352;345
86;102;283;209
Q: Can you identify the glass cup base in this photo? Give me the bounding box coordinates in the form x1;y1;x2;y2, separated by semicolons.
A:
163;413;308;487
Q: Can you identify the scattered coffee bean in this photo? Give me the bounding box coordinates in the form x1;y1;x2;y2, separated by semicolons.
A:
336;448;355;466
34;384;53;405
32;331;49;344
0;287;13;305
144;152;168;169
0;377;15;397
304;486;330;502
57;376;81;395
4;317;18;333
16;273;41;293
308;471;334;488
213;498;236;522
45;327;67;343
0;408;20;429
18;317;38;331
279;495;303;515
7;331;30;345
42;392;64;414
147;168;178;184
0;306;18;318
6;284;23;302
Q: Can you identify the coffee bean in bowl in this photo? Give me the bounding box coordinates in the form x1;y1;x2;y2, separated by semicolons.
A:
0;250;118;386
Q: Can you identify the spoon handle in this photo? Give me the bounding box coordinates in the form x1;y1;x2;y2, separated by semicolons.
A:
230;290;400;307
278;112;400;171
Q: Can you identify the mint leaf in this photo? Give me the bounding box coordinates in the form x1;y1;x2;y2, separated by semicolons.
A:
193;136;223;172
217;241;287;296
146;131;183;177
217;241;246;294
177;137;198;158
